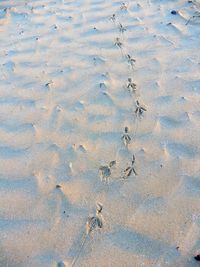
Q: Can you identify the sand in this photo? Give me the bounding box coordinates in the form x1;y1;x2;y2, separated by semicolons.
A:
0;0;200;266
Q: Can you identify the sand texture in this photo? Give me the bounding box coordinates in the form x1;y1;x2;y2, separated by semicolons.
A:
0;0;200;266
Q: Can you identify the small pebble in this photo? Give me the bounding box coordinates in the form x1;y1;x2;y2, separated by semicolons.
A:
194;254;200;261
171;10;177;15
57;262;65;267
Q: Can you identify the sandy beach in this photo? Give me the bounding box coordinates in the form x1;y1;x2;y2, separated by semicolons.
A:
0;0;200;266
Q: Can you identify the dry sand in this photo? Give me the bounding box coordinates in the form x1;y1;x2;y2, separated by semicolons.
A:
0;0;200;266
